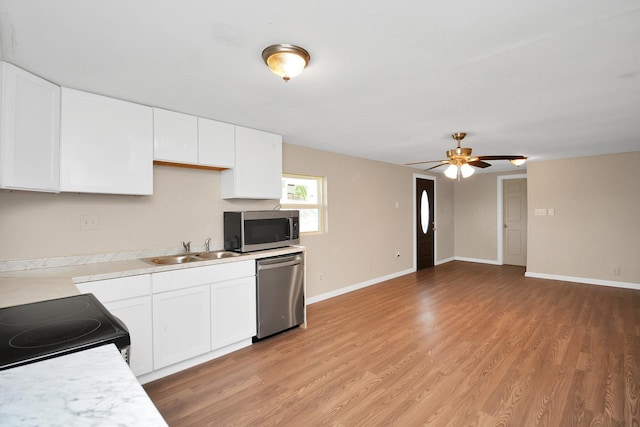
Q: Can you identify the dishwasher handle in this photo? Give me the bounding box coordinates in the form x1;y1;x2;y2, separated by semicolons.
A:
257;254;303;271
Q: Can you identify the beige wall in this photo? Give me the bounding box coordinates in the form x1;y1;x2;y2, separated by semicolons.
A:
454;171;526;262
1;143;456;299
284;144;416;297
3;143;634;298
0;166;275;259
434;176;455;261
527;152;640;284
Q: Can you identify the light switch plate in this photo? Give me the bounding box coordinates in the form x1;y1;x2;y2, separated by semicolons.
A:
535;208;547;216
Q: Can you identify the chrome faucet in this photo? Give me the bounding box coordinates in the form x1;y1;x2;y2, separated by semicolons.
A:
204;238;212;253
182;241;191;253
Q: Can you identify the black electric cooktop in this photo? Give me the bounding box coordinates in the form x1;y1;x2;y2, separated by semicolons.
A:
0;293;130;370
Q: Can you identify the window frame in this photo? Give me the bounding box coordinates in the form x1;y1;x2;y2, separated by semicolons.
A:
281;173;326;235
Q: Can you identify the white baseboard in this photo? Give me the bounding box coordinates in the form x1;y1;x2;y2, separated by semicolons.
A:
525;271;640;291
307;268;415;305
136;338;252;384
436;257;455;265
455;256;501;265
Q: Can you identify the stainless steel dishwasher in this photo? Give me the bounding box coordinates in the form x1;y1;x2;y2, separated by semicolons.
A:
255;252;304;340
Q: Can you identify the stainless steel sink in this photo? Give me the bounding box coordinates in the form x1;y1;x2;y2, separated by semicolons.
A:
144;251;241;265
194;251;241;260
146;254;202;265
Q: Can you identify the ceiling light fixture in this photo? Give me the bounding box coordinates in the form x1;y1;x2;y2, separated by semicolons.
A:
262;44;310;82
444;161;475;180
510;158;527;166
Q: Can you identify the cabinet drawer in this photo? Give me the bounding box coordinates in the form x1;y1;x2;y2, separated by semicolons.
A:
152;260;255;293
76;274;151;303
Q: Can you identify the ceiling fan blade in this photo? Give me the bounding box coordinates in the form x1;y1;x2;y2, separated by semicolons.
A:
404;159;448;166
476;155;526;161
468;160;492;168
424;162;449;171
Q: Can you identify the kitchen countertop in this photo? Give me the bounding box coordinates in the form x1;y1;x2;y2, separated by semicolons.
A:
0;344;167;426
0;246;304;308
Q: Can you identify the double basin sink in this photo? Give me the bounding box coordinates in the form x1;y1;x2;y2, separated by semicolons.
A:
144;251;241;265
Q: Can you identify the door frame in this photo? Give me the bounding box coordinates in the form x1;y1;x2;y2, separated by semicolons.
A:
413;173;437;271
497;173;527;265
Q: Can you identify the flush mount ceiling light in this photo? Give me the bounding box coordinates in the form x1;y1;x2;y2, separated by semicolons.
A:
262;44;310;82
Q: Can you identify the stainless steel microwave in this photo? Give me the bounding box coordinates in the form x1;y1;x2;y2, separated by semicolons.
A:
224;210;300;252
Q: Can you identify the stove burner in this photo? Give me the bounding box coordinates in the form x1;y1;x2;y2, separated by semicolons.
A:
9;318;102;349
0;299;91;326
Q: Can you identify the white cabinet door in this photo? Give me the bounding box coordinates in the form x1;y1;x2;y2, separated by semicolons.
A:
76;275;153;376
60;88;153;195
221;126;282;199
153;108;198;164
0;62;60;192
105;296;153;376
211;276;256;349
153;285;211;369
198;118;235;168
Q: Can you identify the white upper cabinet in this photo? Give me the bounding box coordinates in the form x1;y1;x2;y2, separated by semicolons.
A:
198;117;235;168
60;88;153;195
153;108;198;164
221;126;282;199
0;62;60;192
153;108;235;169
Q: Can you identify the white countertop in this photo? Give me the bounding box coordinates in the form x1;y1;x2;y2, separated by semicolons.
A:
0;344;167;426
0;246;305;308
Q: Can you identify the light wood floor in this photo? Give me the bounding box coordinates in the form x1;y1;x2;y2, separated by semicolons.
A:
144;261;640;426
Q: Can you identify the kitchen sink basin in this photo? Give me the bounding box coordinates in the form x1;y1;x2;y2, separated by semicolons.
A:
146;254;202;265
144;251;241;265
194;251;241;260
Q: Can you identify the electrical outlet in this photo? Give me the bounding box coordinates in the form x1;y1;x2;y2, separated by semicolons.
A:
80;214;100;231
613;267;621;276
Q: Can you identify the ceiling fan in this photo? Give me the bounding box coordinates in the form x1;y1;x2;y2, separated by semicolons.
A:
406;132;527;180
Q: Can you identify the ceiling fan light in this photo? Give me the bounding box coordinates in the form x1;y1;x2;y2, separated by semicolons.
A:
262;44;310;81
444;164;458;179
510;158;527;167
460;163;475;178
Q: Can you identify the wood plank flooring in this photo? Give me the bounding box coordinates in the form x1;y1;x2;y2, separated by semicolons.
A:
144;261;640;426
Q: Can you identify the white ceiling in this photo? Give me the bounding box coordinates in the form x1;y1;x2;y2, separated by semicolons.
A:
1;0;639;174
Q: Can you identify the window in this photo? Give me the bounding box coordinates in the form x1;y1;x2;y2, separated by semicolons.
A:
281;174;325;233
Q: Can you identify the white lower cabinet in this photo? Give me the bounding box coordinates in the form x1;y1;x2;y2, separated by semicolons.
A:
75;274;153;377
150;260;255;372
211;276;256;349
104;296;153;376
152;284;211;369
78;260;256;380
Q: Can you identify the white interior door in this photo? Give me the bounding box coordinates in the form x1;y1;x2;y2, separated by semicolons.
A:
503;178;527;266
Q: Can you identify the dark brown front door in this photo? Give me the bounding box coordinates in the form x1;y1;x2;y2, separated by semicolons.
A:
416;178;435;269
